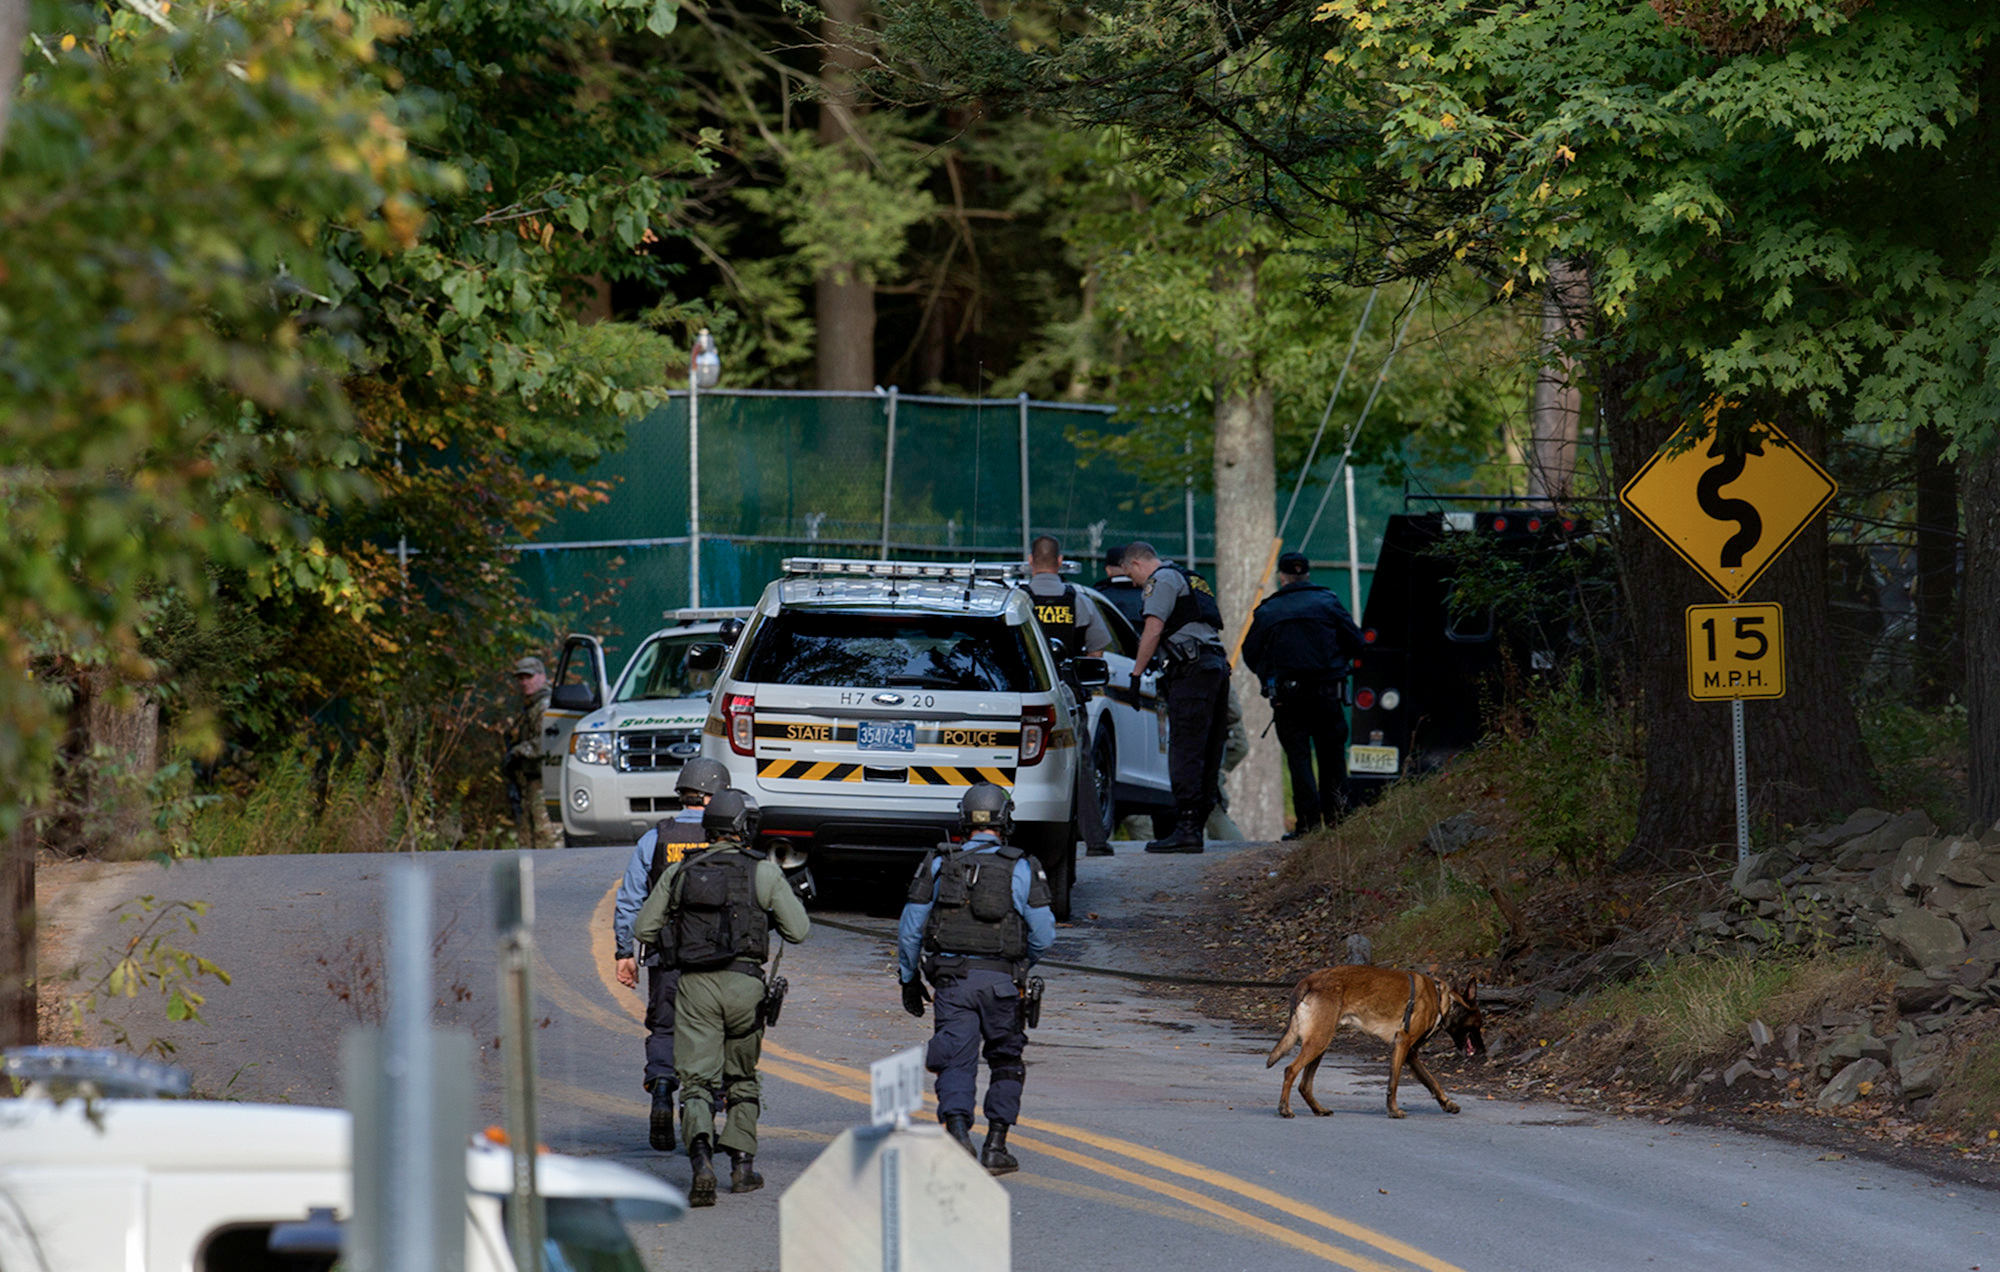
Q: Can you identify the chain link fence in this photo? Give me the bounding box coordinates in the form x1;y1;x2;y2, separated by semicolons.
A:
515;389;1400;663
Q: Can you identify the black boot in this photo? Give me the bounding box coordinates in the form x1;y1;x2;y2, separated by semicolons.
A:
1145;808;1205;854
648;1082;676;1152
687;1135;717;1207
941;1112;977;1157
728;1148;763;1194
979;1121;1019;1176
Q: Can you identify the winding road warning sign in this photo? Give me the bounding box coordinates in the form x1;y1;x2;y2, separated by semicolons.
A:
1619;412;1836;600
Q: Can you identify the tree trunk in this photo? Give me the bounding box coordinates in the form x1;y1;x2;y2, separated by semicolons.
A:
1213;262;1283;842
1966;438;2000;828
0;818;33;1046
0;0;24;152
1913;424;1961;706
1527;261;1588;501
815;0;876;392
1609;363;1879;868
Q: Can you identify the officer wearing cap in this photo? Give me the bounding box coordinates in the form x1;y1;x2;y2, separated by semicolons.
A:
634;789;809;1207
612;756;731;1152
1022;534;1114;857
1243;552;1366;837
897;783;1056;1175
503;655;556;849
1121;541;1230;853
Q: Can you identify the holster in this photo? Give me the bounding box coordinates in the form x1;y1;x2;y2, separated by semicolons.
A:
760;974;788;1029
1020;976;1045;1030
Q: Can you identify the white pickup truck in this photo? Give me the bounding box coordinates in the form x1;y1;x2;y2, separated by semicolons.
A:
0;1095;684;1272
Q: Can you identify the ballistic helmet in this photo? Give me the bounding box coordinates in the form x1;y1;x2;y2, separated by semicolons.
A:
675;756;730;801
958;782;1013;837
703;788;760;842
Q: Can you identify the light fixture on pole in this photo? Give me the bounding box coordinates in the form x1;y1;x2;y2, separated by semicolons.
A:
688;328;721;608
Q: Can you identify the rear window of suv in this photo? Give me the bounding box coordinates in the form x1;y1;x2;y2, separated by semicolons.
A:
739;611;1044;692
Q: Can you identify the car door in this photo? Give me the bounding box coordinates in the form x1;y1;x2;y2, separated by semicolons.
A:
543;634;611;821
1076;589;1170;797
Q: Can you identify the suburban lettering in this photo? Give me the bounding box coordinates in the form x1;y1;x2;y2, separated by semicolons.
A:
784;722;833;741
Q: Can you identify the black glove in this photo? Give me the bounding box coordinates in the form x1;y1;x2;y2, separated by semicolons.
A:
1127;672;1143;701
901;979;930;1017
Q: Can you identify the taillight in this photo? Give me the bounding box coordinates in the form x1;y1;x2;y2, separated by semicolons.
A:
1561;517;1577;533
1019;704;1055;765
1491;515;1509;533
1355;688;1377;710
724;693;755;756
1526;516;1543;533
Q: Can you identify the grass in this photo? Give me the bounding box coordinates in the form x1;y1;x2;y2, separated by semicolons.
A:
1930;1019;2000;1138
1561;948;1892;1082
1858;701;1969;832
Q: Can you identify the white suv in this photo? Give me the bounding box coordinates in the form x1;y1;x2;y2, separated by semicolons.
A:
543;609;753;847
691;559;1103;918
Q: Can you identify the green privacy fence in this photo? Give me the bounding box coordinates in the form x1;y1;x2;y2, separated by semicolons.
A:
514;389;1402;665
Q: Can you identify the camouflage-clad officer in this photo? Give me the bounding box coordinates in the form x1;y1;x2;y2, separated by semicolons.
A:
503;656;557;848
634;790;809;1207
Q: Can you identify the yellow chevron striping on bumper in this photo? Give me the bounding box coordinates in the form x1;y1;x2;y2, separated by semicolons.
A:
756;758;862;782
908;765;1016;788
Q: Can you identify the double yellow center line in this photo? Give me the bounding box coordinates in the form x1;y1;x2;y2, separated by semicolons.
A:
559;887;1463;1272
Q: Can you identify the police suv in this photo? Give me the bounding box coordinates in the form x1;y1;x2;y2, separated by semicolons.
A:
688;558;1120;920
542;609;754;847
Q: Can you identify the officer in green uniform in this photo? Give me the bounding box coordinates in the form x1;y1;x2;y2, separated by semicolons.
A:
634;789;809;1207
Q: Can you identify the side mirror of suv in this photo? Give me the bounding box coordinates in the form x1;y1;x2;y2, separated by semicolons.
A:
550;683;599;712
1070;659;1111;689
686;643;726;672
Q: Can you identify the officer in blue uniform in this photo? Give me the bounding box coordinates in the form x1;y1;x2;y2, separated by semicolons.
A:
1243;552;1367;837
612;756;730;1151
897;783;1056;1175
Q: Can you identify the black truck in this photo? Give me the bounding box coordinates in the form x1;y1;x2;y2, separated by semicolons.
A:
1345;503;1614;801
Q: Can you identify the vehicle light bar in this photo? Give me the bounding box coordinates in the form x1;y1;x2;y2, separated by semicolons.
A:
668;606;756;622
781;557;1079;581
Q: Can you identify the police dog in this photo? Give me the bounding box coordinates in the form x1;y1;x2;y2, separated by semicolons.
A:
1264;966;1485;1119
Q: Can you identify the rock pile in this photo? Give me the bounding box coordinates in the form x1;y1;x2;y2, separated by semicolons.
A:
1673;807;2000;1109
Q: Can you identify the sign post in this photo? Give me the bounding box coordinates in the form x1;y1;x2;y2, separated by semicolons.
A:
1622;409;1833;863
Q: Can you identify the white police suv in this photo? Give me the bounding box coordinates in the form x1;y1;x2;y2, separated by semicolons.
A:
542;609;753;847
689;559;1113;919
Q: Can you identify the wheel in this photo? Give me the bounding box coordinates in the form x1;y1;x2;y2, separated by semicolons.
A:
1090;725;1118;843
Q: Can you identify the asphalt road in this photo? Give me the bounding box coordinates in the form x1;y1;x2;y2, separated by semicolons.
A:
44;843;1999;1271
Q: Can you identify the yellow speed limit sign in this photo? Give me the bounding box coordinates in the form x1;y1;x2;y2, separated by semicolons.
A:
1686;603;1785;700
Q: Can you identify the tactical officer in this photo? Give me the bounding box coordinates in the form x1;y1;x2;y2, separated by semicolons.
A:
897;784;1056;1175
634;789;809;1207
1122;541;1230;854
1022;534;1114;857
612;756;730;1151
503;656;556;849
1243;552;1367;837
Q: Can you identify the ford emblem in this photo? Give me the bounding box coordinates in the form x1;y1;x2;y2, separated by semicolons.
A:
872;692;904;705
668;742;700;758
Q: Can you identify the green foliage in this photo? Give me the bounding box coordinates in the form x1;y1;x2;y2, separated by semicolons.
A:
1858;701;1969;831
1486;674;1641;877
1373;886;1506;967
1929;1019;2000;1137
58;896;232;1056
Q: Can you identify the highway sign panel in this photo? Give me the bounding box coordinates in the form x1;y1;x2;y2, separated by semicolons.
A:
1620;411;1836;600
1686;603;1785;700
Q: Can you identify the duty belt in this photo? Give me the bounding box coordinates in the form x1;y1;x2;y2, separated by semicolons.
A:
931;955;1020;979
685;957;766;979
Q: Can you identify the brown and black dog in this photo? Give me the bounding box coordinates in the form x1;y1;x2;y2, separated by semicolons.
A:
1264;965;1486;1119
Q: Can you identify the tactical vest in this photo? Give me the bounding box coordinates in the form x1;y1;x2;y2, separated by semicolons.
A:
1022;583;1080;657
667;845;769;972
1157;563;1224;637
647;817;709;894
915;843;1028;961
